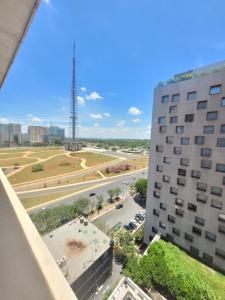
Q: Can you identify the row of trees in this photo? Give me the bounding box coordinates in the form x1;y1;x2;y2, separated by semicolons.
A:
105;163;132;174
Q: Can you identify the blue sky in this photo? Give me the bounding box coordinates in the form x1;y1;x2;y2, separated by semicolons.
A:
1;0;225;139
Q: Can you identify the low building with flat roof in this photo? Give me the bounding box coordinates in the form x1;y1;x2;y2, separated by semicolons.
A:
43;217;113;300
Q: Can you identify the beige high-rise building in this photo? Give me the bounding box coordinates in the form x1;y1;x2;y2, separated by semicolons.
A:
9;123;22;145
28;125;45;144
144;61;225;272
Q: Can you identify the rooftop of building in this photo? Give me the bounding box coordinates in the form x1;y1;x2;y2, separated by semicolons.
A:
157;60;225;88
108;277;152;300
43;217;111;284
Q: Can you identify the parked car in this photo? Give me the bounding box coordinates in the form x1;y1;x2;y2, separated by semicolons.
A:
116;203;123;209
135;216;142;223
89;192;96;197
129;221;137;229
136;213;144;221
123;224;130;230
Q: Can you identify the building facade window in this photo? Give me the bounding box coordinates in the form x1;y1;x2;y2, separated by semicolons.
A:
181;137;190;145
217;138;225;147
169;105;177;113
197;182;207;191
170;116;178;124
172;93;180;102
172;227;180;236
221;97;225;107
211;186;222;196
209;85;221;95
163;175;170;183
177;177;186;186
203;253;213;263
159;221;166;229
174;147;182;155
197;193;207;203
185;233;193;242
176;126;184;134
211;199;222;209
218;224;225;234
170;187;178;195
197;100;207;109
175;197;184;206
152;227;158;234
155;182;162;190
195;216;205;226
201;159;212;169
220;124;225;133
156;165;163;172
168;215;175;223
188;203;197;212
178;168;186;176
175;208;184;216
158;116;165;124
159;125;167;133
207;111;218;121
192;226;202;236
164;156;171;164
156;145;164;152
185;114;194;122
203;126;214;134
180;158;189;166
190;246;199;256
218;213;225;222
191;170;201;178
201;148;212;157
166;136;174;144
153;190;160;198
215;248;225;259
205;231;216;242
187;91;197;100
160;202;167;210
195;136;205;145
153;209;160;216
162;95;169;103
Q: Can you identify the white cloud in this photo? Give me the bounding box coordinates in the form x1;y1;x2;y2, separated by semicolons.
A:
89;113;103;120
128;106;142;115
132;118;141;123
0;118;9;124
44;0;51;4
86;91;103;101
80;87;86;93
117;120;126;127
26;114;44;123
103;112;111;118
93;123;100;127
77;96;85;105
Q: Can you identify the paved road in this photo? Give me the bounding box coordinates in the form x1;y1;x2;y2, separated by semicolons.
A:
28;170;147;214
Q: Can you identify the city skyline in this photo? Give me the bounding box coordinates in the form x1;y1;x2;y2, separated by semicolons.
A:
1;0;225;139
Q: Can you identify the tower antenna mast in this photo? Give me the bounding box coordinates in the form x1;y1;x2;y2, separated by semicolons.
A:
70;42;77;141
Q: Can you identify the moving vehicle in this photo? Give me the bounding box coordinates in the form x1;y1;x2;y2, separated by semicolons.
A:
116;203;123;209
89;192;96;197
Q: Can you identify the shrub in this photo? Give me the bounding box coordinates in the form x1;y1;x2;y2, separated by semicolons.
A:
32;164;44;172
59;161;71;167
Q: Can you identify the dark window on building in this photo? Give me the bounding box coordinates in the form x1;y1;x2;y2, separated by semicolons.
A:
169;105;177;113
210;85;221;95
215;248;225;259
211;199;222;210
220;124;225;133
217;138;225;147
160;202;167;210
153;209;160;216
185;114;194;122
223;177;225;185
159;125;167;133
156;145;163;152
166;136;174;144
172;93;180;102
156;165;163;172
197;100;207;109
175;208;184;216
152;227;158;234
197;182;207;191
195;136;205;145
153;190;160;198
181;137;189;145
170;187;178;195
192;226;202;236
188;203;197;212
191;170;201;178
201;148;212;157
175;197;184;207
216;164;225;173
187;91;197;100
211;186;222;196
170;116;178;124
180;158;189;166
158;116;165;124
178;168;186;176
185;233;193;242
207;111;218;121
203;253;213;263
190;246;199;256
197;193;207;203
176;126;184;134
218;224;225;234
166;233;174;242
177;177;186;186
221;97;225;107
203;126;214;134
205;231;216;242
168;215;175;223
201;159;212;169
218;213;225;222
172;227;180;236
195;216;205;226
174;147;182;155
163;175;170;183
162;95;169;103
155;182;162;190
164;157;171;164
159;221;166;229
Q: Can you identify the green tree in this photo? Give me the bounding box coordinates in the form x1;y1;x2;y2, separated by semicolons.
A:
96;195;104;213
114;187;122;199
107;189;115;202
32;164;44;172
135;178;148;200
113;230;135;267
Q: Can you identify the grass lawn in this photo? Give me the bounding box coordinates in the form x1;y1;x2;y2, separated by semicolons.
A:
28;149;65;159
0;152;26;159
19;186;88;209
9;154;83;184
0;157;38;167
70;151;116;167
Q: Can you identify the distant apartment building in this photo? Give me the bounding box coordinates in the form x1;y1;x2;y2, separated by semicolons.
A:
44;126;65;144
0;123;22;146
144;61;225;273
0;123;9;146
28;125;45;144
